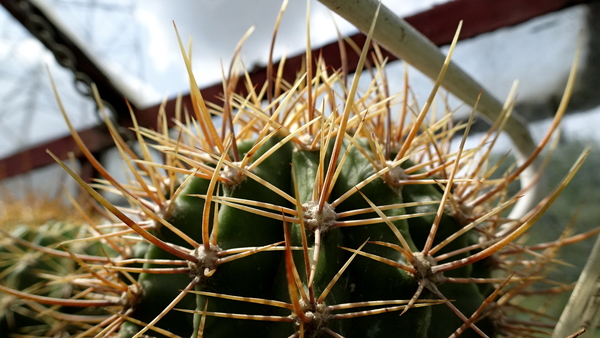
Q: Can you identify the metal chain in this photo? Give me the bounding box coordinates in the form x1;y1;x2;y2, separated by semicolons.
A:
7;0;124;134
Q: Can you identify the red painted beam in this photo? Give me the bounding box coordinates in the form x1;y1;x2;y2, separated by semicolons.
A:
411;0;590;45
0;0;592;180
0;126;115;180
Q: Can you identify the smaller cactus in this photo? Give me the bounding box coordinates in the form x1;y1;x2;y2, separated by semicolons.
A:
0;221;119;336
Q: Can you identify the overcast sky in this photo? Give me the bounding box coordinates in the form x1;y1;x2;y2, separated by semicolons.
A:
0;0;594;162
123;0;449;104
112;0;585;115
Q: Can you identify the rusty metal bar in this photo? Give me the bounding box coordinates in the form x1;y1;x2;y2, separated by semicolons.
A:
0;0;592;180
0;126;115;180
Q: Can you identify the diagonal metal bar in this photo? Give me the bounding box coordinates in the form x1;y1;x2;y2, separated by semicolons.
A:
0;0;136;117
317;0;590;221
552;233;600;338
0;0;592;181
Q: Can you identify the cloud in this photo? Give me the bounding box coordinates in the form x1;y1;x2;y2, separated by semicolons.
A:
134;4;180;73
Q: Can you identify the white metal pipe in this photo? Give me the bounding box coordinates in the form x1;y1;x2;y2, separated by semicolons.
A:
552;233;600;338
318;0;541;220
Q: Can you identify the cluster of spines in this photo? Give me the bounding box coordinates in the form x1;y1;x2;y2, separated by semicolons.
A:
0;2;595;337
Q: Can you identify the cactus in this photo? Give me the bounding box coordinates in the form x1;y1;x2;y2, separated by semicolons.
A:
0;3;595;338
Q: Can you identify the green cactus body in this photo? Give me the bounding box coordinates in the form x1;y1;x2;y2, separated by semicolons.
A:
332;141;431;338
148;135;446;337
120;175;211;338
428;282;493;338
284;147;350;337
397;164;496;337
9;223;76;291
1;225;41;334
122;245;197;337
0;225;35;279
191;136;293;337
0;222;104;335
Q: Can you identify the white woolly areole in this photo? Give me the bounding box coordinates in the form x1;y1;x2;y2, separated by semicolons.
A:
290;298;331;335
187;244;222;279
118;283;143;311
302;201;337;233
384;160;409;185
298;134;321;151
299;134;315;146
220;161;246;187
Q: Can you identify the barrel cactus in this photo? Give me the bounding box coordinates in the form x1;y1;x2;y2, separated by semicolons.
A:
0;3;592;338
0;218;121;335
